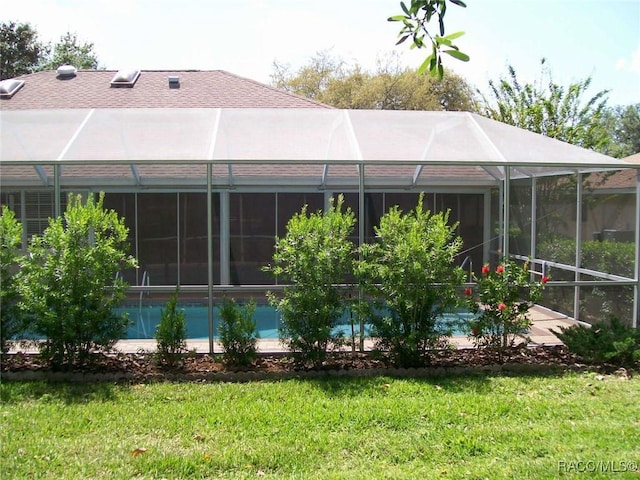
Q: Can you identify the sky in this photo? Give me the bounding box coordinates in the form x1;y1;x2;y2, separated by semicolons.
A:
4;0;640;106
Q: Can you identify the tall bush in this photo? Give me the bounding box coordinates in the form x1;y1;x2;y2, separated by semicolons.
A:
355;195;465;367
18;193;137;367
264;196;356;366
0;206;24;353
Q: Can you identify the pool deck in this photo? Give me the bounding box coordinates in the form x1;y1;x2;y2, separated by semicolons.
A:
111;305;578;354
6;305;579;355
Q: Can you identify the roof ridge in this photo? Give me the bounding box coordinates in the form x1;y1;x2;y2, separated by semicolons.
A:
215;69;334;109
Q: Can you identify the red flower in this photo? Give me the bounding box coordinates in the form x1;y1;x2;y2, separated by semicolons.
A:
481;264;490;275
541;275;549;284
496;265;505;274
464;287;473;296
498;302;507;311
471;326;480;336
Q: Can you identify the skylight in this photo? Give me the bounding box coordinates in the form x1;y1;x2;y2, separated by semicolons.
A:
0;79;25;98
110;69;141;87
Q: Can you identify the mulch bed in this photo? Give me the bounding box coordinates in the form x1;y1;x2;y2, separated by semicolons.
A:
2;345;633;383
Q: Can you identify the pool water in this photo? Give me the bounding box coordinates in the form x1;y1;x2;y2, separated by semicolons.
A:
116;304;474;340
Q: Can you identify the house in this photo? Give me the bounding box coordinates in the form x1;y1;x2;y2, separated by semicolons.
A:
1;67;638;333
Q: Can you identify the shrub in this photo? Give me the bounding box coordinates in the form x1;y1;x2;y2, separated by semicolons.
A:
264;195;356;367
218;297;259;367
355;194;465;367
0;206;24;353
465;259;547;361
537;238;634;322
155;289;188;367
553;317;640;367
18;193;137;368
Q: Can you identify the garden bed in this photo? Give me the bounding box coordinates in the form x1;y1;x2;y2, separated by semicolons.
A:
2;345;631;383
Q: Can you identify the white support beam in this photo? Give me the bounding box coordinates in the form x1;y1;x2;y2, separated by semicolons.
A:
634;169;640;328
574;172;583;322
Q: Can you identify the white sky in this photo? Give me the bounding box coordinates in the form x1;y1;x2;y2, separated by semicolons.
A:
5;0;640;105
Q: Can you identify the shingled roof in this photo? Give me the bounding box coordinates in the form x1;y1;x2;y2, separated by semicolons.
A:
0;69;331;110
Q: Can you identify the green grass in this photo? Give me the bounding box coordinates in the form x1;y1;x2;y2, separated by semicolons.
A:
1;372;639;479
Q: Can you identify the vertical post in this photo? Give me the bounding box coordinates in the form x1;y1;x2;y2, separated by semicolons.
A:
54;164;61;218
502;167;510;259
358;162;365;352
574;173;583;322
176;192;181;286
220;191;230;285
633;168;639;328
530;177;537;262
483;190;491;265
207;163;215;354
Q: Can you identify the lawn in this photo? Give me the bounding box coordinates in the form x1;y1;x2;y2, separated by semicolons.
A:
1;372;638;479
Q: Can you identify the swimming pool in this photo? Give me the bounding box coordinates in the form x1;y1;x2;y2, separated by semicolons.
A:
115;304;475;339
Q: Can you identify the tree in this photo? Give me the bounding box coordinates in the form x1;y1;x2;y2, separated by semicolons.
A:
18;193;137;367
40;32;100;70
480;59;610;151
0;21;48;79
355;195;465;367
600;103;640;158
272;51;476;111
388;0;469;78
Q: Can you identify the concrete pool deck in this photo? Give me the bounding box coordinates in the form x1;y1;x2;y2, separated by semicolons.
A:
108;304;578;354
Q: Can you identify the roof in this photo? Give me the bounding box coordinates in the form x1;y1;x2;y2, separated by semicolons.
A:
624;153;640;165
586;152;640;191
0;69;330;110
1;108;633;189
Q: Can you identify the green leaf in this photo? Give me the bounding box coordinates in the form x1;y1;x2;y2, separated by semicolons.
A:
401;1;410;15
418;53;435;75
435;35;452;47
443;49;470;61
443;30;465;41
449;0;467;7
388;15;408;22
396;34;411;46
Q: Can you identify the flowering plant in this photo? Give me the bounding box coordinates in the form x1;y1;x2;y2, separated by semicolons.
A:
465;258;548;358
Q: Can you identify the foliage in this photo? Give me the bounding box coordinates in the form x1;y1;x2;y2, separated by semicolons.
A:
17;193;137;367
554;317;640;367
601;103;640;158
218;297;259;367
264;195;356;367
537;238;634;322
154;289;188;367
272;50;476;111
466;259;547;360
0;206;23;352
480;59;610;151
356;194;465;367
1;22;100;79
388;0;469;78
39;31;100;70
0;21;48;79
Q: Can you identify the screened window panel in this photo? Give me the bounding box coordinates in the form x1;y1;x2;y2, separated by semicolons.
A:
229;193;275;285
102;192;138;285
137;193;178;285
179;192;219;285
